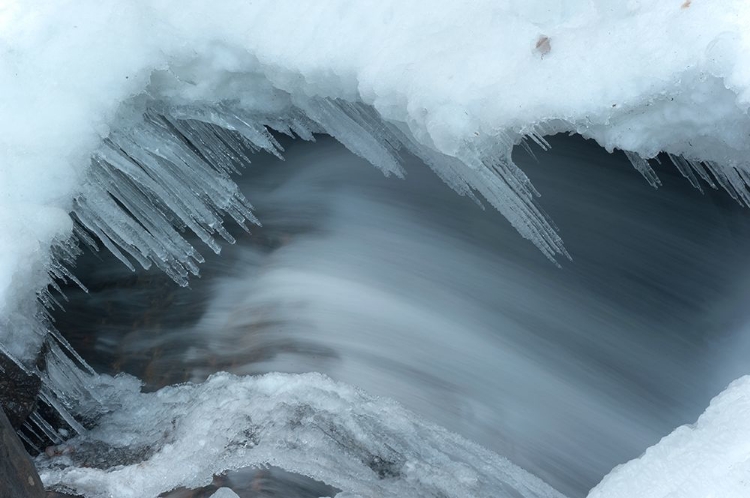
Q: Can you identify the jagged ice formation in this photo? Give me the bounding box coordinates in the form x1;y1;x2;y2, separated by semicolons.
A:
36;372;567;498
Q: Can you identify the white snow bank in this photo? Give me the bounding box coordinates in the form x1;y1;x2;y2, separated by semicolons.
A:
3;0;750;356
589;375;750;498
36;371;565;498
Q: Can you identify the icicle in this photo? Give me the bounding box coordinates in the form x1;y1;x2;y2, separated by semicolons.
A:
72;223;100;253
374;117;568;261
519;138;540;162
702;161;750;206
17;428;41;454
78;97;576;270
69;108;262;287
624;150;661;188
157;104;285;158
39;341;103;423
528;131;551;151
669;154;704;191
38;390;86;436
47;329;95;376
29;412;63;446
296;98;405;178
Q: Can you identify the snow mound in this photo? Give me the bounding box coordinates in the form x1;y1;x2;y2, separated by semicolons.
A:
589;375;750;498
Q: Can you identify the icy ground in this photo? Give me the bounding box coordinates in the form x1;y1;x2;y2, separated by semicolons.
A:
36;372;565;498
2;1;750;497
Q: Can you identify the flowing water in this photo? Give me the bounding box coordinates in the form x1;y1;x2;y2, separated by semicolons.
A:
54;134;750;497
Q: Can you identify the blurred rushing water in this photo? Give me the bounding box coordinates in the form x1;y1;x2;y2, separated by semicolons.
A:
55;134;750;497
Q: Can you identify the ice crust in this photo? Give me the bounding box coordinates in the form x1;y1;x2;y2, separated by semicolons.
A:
36;372;566;498
3;0;750;355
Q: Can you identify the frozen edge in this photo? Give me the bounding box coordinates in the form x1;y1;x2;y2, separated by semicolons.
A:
36;371;567;498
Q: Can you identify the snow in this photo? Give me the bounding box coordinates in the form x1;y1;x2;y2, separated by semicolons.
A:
1;0;750;496
588;375;750;498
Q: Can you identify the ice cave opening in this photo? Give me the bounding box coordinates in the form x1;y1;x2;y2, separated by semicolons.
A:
4;4;750;496
31;130;750;498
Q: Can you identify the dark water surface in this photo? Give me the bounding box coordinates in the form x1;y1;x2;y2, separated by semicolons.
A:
55;134;750;497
